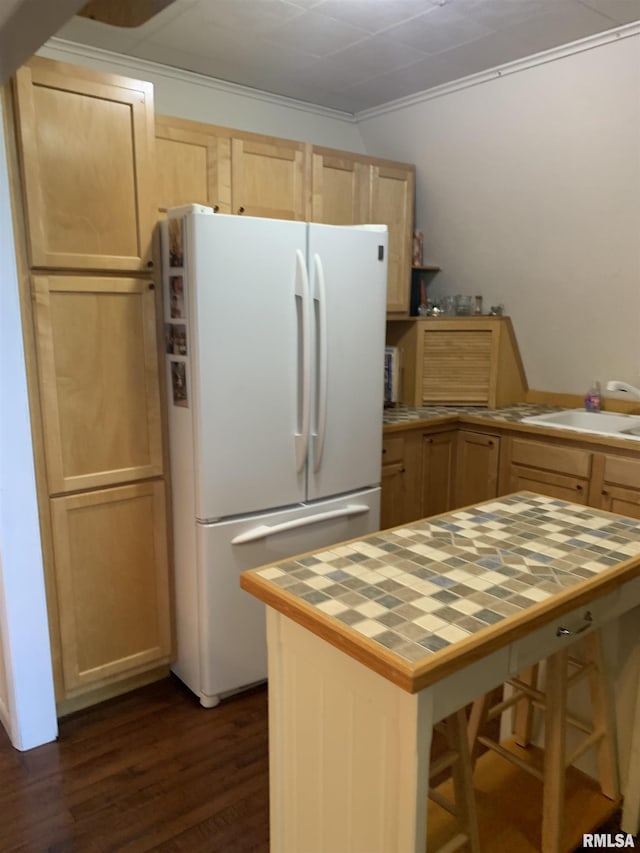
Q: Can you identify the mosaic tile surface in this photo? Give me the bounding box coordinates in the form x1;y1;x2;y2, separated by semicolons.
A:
254;493;640;665
382;403;561;426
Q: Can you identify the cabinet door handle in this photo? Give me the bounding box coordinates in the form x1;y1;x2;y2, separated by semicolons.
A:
213;204;220;212
601;489;609;497
400;467;406;474
238;206;245;214
146;260;154;268
488;440;494;447
576;484;583;491
148;282;155;290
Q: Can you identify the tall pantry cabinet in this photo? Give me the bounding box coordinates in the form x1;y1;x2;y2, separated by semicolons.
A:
10;57;173;711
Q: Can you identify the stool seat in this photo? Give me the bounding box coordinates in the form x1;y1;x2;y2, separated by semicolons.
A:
467;628;619;853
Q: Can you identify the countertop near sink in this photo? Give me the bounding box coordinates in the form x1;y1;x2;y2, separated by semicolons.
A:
383;402;561;428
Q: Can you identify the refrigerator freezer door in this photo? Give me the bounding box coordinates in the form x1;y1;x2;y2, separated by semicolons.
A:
193;487;380;705
307;223;388;502
187;213;309;520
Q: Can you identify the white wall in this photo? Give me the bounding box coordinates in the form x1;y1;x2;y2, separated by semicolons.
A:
357;32;640;396
39;40;367;153
0;98;57;750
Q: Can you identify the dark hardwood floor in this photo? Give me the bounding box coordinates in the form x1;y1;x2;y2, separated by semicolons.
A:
0;676;632;852
0;677;269;852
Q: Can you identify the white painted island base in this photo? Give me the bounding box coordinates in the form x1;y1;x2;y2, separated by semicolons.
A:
265;602;640;853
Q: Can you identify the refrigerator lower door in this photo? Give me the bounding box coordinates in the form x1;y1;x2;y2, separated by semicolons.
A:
188;487;380;707
307;222;388;502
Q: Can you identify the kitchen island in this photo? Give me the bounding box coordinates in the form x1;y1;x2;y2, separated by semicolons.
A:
240;491;640;852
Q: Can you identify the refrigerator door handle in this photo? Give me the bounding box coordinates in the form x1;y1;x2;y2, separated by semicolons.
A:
312;253;328;473
294;248;311;473
230;504;371;545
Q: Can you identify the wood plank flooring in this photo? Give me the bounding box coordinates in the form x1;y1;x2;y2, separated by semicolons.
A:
0;676;631;852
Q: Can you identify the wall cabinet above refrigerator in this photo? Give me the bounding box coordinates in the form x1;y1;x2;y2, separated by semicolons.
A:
155;114;415;315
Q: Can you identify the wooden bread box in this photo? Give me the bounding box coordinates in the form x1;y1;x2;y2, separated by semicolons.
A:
386;316;528;407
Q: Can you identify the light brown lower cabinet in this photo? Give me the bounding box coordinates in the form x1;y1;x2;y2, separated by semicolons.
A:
50;480;173;695
421;430;456;518
454;430;500;508
499;435;591;504
589;453;640;519
380;431;422;529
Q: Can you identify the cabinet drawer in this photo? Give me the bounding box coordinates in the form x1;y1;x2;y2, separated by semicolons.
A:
382;435;405;465
510;437;591;478
602;453;640;489
509;587;620;674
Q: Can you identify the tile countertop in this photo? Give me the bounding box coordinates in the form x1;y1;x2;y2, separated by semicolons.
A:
240;491;640;694
382;402;561;427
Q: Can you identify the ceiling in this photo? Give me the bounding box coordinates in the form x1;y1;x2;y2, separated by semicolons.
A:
53;0;640;114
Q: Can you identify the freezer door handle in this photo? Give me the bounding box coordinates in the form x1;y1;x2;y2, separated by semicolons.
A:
294;249;311;473
312;253;328;473
230;504;371;545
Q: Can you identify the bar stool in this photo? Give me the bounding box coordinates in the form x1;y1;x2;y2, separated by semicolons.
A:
428;707;481;853
467;628;619;853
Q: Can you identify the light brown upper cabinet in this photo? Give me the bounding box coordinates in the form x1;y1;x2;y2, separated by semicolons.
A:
32;274;163;494
310;148;415;314
229;133;306;220
155;115;307;220
370;163;415;316
155;114;227;213
310;147;370;225
14;57;156;272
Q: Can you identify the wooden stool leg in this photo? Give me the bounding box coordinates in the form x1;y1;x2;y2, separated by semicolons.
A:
467;693;491;768
448;708;481;853
513;664;539;747
583;630;619;800
542;647;568;853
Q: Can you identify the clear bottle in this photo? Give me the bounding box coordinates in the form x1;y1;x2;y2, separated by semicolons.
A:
584;380;601;412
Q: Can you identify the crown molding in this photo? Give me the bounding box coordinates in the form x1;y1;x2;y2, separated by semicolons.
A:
41;37;359;123
356;20;640;121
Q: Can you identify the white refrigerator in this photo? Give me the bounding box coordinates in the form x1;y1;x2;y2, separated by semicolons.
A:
161;205;388;707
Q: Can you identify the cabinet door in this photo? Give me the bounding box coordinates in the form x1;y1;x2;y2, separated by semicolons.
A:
155;115;231;214
14;57;155;271
370;163;415;315
230;134;306;220
505;465;589;504
310;148;370;224
422;329;493;405
501;436;590;504
422;431;456;518
590;453;640;519
380;431;422;528
455;431;500;508
32;275;163;493
50;481;172;692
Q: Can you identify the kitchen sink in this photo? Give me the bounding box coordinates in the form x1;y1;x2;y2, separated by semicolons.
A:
521;409;640;439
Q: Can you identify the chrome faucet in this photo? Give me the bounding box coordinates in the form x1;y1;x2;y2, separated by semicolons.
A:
606;380;640;398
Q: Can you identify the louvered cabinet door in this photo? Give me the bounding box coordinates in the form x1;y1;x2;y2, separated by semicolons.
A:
422;329;493;404
14;56;156;272
32;274;163;493
50;481;172;692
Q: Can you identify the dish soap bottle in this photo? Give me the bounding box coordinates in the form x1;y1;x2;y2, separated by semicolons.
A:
585;380;601;412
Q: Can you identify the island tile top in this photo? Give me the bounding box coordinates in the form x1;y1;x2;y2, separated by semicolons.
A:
248;492;640;667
